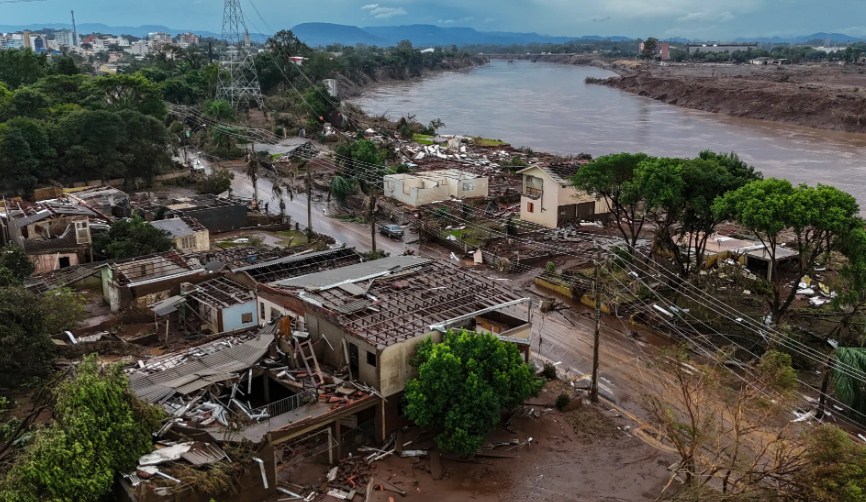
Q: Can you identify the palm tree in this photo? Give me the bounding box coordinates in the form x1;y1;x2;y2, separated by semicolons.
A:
833;347;866;416
246;149;272;209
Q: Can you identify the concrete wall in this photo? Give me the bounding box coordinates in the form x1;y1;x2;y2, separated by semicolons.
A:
306;313;379;388
378;332;442;398
384;172;489;208
520;168;606;229
520;175;558;228
258;295;294;325
30;251;80;275
172;229;210;253
444;175;489;200
220;301;258;332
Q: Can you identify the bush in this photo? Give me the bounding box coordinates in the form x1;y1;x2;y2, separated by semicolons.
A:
541;362;558;380
555;393;572;411
197;168;234;195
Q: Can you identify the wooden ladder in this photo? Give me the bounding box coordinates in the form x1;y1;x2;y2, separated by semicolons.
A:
296;339;324;385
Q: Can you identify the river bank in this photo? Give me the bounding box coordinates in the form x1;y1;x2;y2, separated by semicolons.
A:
487;55;866;134
591;62;866;134
336;55;489;99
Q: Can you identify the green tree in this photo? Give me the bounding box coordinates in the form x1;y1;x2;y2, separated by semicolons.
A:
572;152;649;254
714;179;860;323
0;244;35;286
85;72;166;118
0;49;48;89
116;109;171;186
197;168;234;195
0;287;84;387
640;37;659;59
405;330;543;456
794;424;866;501
93;215;173;259
203;99;234;121
1;356;162;501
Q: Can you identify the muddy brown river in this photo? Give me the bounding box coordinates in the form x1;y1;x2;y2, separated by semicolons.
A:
352;60;866;210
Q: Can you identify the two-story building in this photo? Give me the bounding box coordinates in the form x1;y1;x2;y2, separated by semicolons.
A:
518;163;608;228
257;255;532;438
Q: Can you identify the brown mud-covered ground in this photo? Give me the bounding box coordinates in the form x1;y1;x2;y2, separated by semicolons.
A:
296;381;674;502
597;62;866;133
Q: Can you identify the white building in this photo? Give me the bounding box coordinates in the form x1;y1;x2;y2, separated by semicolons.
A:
383;169;489;207
517;164;608;228
124;40;150;57
54;29;77;48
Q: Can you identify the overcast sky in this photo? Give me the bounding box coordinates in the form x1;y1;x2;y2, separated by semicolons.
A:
2;0;866;40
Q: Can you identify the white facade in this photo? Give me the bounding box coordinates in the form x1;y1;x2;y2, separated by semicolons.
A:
518;165;607;229
383;169;489;207
124;40;150;57
54;30;77;48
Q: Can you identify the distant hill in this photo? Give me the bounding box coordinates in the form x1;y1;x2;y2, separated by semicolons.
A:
291;23;629;47
291;23;383;47
735;32;865;44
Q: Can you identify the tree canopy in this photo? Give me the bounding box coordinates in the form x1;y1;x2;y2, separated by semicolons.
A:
405;330;543;456
1;356;162;501
93;215;173;259
0;286;85;387
714;179;861;323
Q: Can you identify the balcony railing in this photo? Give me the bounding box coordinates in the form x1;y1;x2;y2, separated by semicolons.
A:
250;389;317;421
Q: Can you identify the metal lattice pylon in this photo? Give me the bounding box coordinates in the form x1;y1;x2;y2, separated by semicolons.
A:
217;0;264;110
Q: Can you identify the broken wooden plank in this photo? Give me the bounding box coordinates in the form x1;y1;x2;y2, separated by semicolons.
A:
364;478;374;502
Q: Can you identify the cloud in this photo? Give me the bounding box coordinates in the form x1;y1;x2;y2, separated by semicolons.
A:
361;3;408;19
592;16;611;23
678;11;735;23
437;16;474;25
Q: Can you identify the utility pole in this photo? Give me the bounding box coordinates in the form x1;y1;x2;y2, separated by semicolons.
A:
306;169;313;238
70;10;78;48
590;242;602;403
369;193;377;253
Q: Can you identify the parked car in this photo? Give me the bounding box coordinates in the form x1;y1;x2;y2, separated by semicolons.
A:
379;224;404;239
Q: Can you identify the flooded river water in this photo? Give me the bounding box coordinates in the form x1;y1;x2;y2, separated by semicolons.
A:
352;60;866;209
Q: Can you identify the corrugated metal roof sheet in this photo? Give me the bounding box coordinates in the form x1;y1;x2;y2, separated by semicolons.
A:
151;295;186;317
181;443;228;466
129;334;272;403
337;282;367;296
334;299;373;315
274;256;431;291
150;218;196;238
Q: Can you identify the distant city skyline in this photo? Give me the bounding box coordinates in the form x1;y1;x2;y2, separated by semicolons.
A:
1;0;865;40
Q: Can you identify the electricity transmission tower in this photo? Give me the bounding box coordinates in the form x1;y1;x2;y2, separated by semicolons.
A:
217;0;264;110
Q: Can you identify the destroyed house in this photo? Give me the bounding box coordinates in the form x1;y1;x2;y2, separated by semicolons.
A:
252;138;316;161
162;196;248;233
239;247;364;324
124;324;380;501
518;163;608;229
383;169;489;207
260;256;532;436
100;251;205;312
67;185;131;218
183;247;291;272
150;216;210;253
182;276;258;333
0;198;109;274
